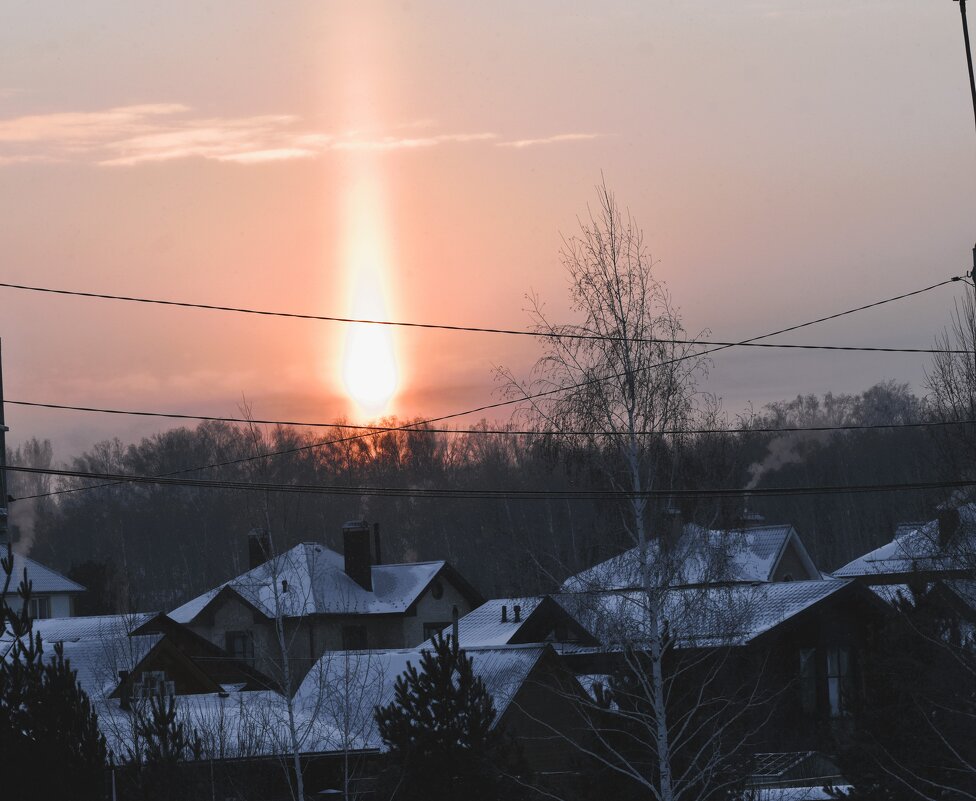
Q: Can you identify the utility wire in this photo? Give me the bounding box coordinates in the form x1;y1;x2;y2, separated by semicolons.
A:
7;398;976;437
8;277;963;503
0;278;968;350
5;464;975;501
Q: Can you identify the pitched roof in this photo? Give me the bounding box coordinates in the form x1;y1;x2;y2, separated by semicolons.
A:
554;579;853;648
448;597;543;647
3;552;85;594
169;543;447;623
293;643;549;750
561;524;819;592
834;504;976;580
3;614;161;700
450;596;598;648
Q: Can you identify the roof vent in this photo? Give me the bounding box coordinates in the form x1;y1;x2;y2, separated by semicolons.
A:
501;604;508;623
513;604;521;623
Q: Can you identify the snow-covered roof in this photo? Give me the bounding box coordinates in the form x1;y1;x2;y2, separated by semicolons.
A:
834;504;976;580
450;597;545;647
561;524;819;592
169;543;446;623
30;612;155;643
2;552;85;594
292;644;549;751
3;614;161;700
555;580;852;648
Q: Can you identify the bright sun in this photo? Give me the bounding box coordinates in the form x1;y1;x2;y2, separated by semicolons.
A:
343;319;398;414
339;166;400;416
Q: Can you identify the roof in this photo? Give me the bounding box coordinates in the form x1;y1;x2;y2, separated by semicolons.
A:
834;504;976;580
561;524;819;592
554;579;854;648
450;597;544;647
2;552;85;594
169;543;448;623
449;596;598;649
3;614;161;700
293;644;550;751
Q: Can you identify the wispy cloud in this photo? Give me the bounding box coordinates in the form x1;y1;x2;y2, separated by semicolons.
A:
496;133;601;148
0;104;596;166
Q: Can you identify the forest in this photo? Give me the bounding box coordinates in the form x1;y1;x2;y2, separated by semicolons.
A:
4;378;969;614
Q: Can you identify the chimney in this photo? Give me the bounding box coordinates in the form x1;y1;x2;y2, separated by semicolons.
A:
513;604;521;623
247;528;272;570
342;520;373;591
373;522;382;565
938;508;961;548
118;670;131;711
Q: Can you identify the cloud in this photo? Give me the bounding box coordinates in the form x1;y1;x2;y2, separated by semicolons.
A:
0;103;597;166
496;132;601;148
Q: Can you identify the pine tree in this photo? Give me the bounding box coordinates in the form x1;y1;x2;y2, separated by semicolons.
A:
126;692;203;801
0;541;108;801
374;632;522;801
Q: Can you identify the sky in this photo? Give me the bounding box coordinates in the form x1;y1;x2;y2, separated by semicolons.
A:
1;0;975;459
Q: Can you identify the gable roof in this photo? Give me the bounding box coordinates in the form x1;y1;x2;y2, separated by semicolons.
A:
3;552;85;594
834;504;976;580
450;596;598;648
554;579;859;649
168;543;456;623
561;524;820;592
292;643;551;750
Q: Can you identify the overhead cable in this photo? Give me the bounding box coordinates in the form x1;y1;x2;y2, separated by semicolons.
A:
7;399;975;437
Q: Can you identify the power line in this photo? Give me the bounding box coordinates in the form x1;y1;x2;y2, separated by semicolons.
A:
5;464;975;501
0;278;969;351
10;277;962;502
7;398;976;437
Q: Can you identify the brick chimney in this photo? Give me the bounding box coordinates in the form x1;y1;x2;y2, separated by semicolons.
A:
343;520;373;591
938;507;961;548
247;528;272;570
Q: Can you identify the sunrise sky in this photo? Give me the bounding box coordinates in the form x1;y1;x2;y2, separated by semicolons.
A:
1;1;975;456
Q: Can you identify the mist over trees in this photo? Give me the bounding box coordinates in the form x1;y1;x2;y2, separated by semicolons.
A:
4;378;962;614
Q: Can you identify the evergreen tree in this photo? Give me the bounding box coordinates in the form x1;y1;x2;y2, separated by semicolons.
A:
125;692;203;801
374;632;524;801
0;541;108;800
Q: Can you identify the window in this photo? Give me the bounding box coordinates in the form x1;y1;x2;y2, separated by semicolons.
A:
342;625;368;650
424;622;450;641
430;579;444;600
226;630;255;663
798;648;817;716
132;670;175;699
826;646;854;718
28;596;51;620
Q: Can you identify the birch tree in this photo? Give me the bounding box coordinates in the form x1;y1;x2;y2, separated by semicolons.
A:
500;182;713;801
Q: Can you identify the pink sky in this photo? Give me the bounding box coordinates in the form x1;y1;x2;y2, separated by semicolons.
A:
1;1;974;457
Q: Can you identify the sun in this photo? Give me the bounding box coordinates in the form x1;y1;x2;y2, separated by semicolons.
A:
338;165;400;416
343;320;398;414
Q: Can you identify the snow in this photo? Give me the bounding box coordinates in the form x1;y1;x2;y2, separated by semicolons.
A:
1;552;85;594
562;524;818;592
168;543;446;624
834;504;976;579
448;597;546;648
555;580;851;648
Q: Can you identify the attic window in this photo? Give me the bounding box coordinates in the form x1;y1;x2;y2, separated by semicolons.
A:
430;579;444;600
226;631;255;664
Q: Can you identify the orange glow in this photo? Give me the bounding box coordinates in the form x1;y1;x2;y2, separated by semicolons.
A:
339;164;399;416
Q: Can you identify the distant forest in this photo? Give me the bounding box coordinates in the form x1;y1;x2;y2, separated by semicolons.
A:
5;380;970;614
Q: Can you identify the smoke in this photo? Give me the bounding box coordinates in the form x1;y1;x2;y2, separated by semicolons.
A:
8;498;39;553
745;432;830;490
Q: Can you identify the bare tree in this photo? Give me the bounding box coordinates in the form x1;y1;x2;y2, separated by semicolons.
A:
499;182;715;801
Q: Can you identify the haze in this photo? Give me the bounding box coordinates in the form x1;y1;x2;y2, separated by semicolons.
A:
1;1;974;457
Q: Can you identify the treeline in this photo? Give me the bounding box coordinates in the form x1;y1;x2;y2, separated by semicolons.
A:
6;381;969;613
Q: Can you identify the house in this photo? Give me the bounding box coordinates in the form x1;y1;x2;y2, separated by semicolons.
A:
833;504;976;585
165;520;483;683
1;551;85;618
561;522;822;593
